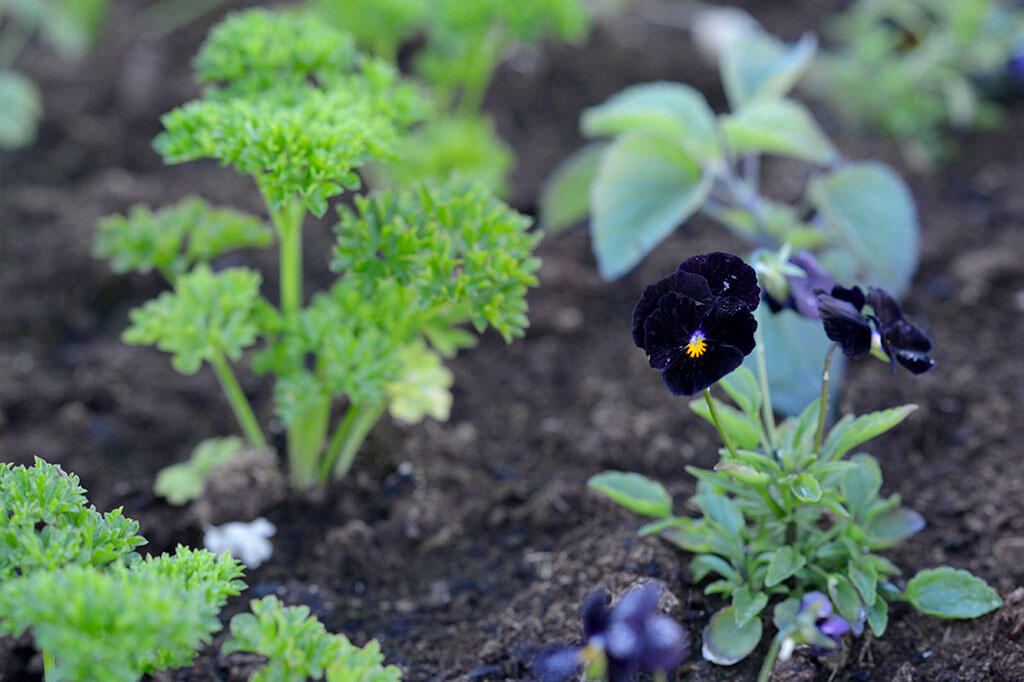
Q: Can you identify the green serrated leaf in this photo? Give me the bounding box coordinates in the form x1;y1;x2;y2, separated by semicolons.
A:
385;342;453;424
154;437;245;506
539;142;608;233
589;132;712;280
808;162;919;294
905;567;1002;619
581;81;720;163
720;31;817;108
721;98;835;164
588;471;672;517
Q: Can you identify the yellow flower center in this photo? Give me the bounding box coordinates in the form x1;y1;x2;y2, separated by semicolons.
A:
685;331;708;359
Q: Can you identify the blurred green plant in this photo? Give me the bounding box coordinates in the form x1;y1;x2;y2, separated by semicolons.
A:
541;26;921;413
0;0;111;149
312;0;591;195
812;0;1024;166
95;9;541;491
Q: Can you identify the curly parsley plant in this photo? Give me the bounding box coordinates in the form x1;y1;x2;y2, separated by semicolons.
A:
94;8;541;491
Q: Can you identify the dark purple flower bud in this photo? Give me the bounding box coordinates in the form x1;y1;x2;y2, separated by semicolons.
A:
763;251;837;320
581;589;611;640
677;252;762;310
633;254;759;397
866;288;935;374
816;286;872;358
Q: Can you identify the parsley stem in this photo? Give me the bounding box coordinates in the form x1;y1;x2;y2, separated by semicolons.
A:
813;344;838;456
209;353;266;450
287;397;330;490
273;199;305;317
323;401;387;481
43;650;55;682
704;388;739;459
754;325;778;450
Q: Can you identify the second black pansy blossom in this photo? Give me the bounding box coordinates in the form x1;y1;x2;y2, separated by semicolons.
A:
633;253;759;396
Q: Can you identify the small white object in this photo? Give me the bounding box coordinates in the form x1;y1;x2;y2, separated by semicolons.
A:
691;7;759;64
203;517;276;568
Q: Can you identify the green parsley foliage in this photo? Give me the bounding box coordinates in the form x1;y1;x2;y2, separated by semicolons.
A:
154;9;426;216
122;264;265;375
0;458;145;581
94;198;272;281
224;596;401;682
333;179;541;342
0;548;243;682
310;0;427;60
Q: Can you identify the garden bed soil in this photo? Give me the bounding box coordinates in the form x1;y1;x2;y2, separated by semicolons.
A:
4;0;1024;680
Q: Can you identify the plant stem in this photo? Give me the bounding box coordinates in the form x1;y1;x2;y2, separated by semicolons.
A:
704;387;739;459
43;649;55;682
323;401;387;481
813;344;838;455
272;199;305;317
756;633;784;682
754;325;778;450
209;353;266;449
287;396;331;490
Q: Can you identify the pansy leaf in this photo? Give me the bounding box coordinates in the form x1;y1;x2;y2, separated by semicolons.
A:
695;491;744;537
765;546;806;588
701;606;762;665
848;559;878;607
808;162;919;294
581;82;720;163
904;567;1002;619
790;473;822;503
539;142;608;233
840;454;882;516
690;397;762;449
720;99;835;164
660;520;721;554
866;595;888;637
863;506;925;550
587;471;672;517
590;132;713;280
719;31;817;108
827;574;863;625
0;70;42;149
732;588;768;627
692;554;740;583
717;366;761;418
824;405;918;460
743;307;842;416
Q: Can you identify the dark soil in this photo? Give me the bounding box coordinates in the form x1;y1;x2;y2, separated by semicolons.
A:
4;0;1024;680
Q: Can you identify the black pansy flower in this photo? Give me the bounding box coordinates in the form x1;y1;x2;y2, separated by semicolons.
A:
815;285;935;374
763;251;836;320
533;584;689;682
633;253;759;397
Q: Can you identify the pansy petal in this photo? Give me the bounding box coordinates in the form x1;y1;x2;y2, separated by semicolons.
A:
632;271;713;347
678;252;761;310
662;342;744;396
642;292;701;369
638;614;689;670
606;656;639;682
892;348;936;374
581;590;611;640
702;297;757;355
817;293;872;358
830;285;866;311
611;584;662;625
819;615;850;639
865;287;903;328
798;592;833;619
532;645;583;682
605;620;642;660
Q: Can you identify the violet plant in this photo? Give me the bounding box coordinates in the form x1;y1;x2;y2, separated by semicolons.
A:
589;253;1001;679
312;0;591;196
94;8;541;491
541;25;920;413
533;584;689;682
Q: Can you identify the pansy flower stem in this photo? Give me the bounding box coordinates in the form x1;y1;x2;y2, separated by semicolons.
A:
43;649;55;682
704;387;739;459
755;326;778;450
756;632;786;682
813;344;839;455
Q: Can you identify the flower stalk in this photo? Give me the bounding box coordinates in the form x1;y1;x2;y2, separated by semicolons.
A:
813;343;838;455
